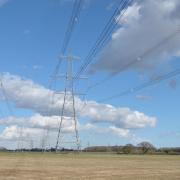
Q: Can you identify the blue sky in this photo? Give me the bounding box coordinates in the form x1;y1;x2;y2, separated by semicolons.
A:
0;0;180;149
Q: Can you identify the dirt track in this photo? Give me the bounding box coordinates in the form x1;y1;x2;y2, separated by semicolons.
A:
0;152;180;180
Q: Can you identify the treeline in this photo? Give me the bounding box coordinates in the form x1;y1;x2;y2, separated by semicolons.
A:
84;142;180;155
0;147;75;152
0;142;180;155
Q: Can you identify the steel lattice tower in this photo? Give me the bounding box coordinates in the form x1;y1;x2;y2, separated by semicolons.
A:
55;55;82;152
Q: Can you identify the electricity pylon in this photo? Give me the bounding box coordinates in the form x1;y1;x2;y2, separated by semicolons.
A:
55;54;85;152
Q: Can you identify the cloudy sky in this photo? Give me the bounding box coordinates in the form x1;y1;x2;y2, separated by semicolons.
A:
0;0;180;149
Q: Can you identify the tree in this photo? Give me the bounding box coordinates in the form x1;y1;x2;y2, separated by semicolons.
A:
122;144;134;154
137;142;156;154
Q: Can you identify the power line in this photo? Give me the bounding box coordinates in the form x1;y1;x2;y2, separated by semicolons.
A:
49;0;84;88
43;0;84;151
61;0;83;55
99;67;180;102
85;28;180;93
75;0;132;78
75;0;134;79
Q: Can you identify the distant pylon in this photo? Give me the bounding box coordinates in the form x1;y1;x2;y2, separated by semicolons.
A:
17;126;24;152
55;54;86;152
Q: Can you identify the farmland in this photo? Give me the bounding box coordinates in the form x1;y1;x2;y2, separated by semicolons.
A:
0;152;180;180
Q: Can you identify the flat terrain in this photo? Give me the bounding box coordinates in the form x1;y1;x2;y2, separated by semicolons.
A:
0;152;180;180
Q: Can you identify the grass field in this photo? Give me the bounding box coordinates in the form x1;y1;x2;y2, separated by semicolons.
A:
0;152;180;180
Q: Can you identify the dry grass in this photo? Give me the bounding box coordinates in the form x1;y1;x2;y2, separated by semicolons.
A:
0;152;180;180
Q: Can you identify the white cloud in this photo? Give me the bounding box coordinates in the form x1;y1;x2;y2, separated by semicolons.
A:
0;125;47;149
0;72;157;148
92;0;180;74
116;2;141;26
0;115;131;143
0;114;78;133
0;110;153;148
109;126;130;138
0;126;20;140
81;101;156;129
0;73;156;130
0;115;81;149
